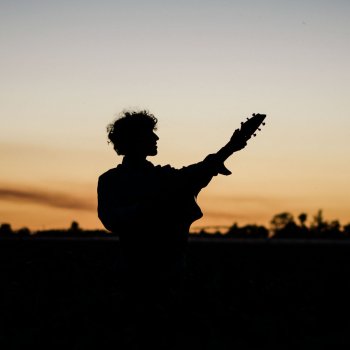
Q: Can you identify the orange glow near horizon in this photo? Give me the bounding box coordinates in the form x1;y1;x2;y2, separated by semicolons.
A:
1;167;350;232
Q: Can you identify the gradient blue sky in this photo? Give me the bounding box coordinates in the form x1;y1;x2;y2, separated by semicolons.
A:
1;0;349;230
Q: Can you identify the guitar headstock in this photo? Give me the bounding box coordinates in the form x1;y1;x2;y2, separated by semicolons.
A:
240;113;266;140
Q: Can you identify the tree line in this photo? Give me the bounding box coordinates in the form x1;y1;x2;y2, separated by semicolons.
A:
1;210;350;239
197;210;350;239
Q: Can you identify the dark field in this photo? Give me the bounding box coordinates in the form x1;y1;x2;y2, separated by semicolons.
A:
1;237;350;349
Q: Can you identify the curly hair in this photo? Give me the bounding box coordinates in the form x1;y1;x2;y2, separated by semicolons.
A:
107;110;158;155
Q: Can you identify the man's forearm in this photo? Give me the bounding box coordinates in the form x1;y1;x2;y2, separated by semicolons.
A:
210;129;248;175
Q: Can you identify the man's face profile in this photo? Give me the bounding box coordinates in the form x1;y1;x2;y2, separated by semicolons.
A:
132;129;159;157
145;130;159;156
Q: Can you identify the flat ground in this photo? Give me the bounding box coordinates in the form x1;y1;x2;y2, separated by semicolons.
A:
1;237;350;349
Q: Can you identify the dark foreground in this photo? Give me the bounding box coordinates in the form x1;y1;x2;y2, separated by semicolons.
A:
1;237;350;349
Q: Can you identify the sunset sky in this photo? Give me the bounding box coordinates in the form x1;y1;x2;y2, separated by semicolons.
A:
1;0;349;231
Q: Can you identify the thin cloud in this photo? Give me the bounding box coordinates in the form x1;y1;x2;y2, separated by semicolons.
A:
203;211;239;221
0;187;95;211
206;194;277;205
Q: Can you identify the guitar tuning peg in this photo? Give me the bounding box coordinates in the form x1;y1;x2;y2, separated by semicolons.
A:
258;128;261;131
246;117;250;120
262;122;265;126
253;133;256;137
241;122;244;125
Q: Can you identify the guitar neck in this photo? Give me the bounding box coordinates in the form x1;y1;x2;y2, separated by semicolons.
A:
215;140;239;163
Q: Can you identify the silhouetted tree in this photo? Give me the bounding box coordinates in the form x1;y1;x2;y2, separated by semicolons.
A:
270;212;294;232
309;210;344;239
270;212;298;238
0;223;13;237
226;223;269;238
343;224;350;237
16;227;31;237
226;223;240;237
311;210;325;229
68;221;81;235
298;213;308;227
326;220;343;239
242;224;269;238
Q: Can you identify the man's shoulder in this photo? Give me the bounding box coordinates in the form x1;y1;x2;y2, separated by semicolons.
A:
155;164;178;173
98;165;122;181
98;163;179;180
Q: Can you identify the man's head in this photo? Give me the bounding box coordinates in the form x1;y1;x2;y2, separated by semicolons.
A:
107;110;159;157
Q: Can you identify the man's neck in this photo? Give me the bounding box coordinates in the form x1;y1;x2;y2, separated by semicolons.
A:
122;156;153;168
123;155;147;163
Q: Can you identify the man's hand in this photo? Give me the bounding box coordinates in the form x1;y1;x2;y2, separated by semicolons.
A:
229;129;248;152
212;127;249;176
215;129;247;175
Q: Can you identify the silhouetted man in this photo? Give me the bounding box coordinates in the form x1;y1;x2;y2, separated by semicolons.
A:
97;109;247;348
